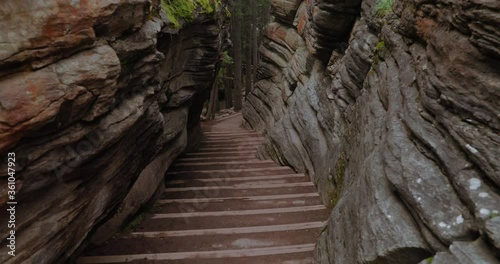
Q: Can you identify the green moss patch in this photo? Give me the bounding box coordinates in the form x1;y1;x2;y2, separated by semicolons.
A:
161;0;221;28
375;0;394;17
328;155;346;208
373;40;386;64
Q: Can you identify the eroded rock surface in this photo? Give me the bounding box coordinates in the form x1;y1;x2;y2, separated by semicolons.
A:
243;0;500;263
0;0;228;263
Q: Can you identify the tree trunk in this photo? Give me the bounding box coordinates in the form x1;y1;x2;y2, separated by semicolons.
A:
206;79;218;120
252;27;259;88
232;2;243;111
216;88;220;113
245;23;252;99
225;66;233;108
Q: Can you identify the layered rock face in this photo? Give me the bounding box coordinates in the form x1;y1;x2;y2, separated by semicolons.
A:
244;0;500;263
0;0;228;263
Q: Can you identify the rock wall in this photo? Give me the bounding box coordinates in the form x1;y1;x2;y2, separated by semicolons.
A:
0;0;228;263
243;0;500;263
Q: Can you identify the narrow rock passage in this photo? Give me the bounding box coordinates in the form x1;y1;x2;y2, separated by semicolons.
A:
78;114;328;264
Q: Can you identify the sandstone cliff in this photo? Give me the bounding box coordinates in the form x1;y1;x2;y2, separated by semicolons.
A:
0;0;228;263
243;0;500;263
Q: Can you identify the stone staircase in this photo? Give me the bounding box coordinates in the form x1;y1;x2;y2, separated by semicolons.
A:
78;114;328;264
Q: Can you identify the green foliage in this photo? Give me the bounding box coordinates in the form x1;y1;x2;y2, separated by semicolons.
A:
489;212;500;219
121;213;145;232
375;41;385;51
375;0;394;17
161;0;194;28
221;51;233;65
161;0;220;28
328;156;346;208
233;0;271;32
426;257;434;264
196;0;217;14
373;41;386;64
218;51;233;77
147;5;161;20
227;0;271;74
215;52;233;93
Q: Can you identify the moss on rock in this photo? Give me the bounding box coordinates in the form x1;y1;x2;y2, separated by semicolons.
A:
161;0;221;28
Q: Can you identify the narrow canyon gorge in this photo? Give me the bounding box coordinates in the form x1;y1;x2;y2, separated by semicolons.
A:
0;0;499;263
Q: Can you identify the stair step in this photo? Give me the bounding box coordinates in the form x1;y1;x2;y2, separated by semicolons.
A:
166;178;309;189
168;166;294;175
205;132;261;137
166;173;307;184
202;136;263;141
176;156;257;162
204;138;260;142
184;150;257;157
81;234;322;260
171;160;277;171
199;142;261;148
204;131;259;136
156;192;320;205
170;165;281;171
164;182;314;193
197;146;258;152
151;205;326;218
202;136;262;141
166;169;298;180
137;209;329;232
149;253;314;264
127;222;325;238
202;138;264;144
162;185;316;199
156;195;322;213
204;135;262;139
173;160;274;166
79;244;316;263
